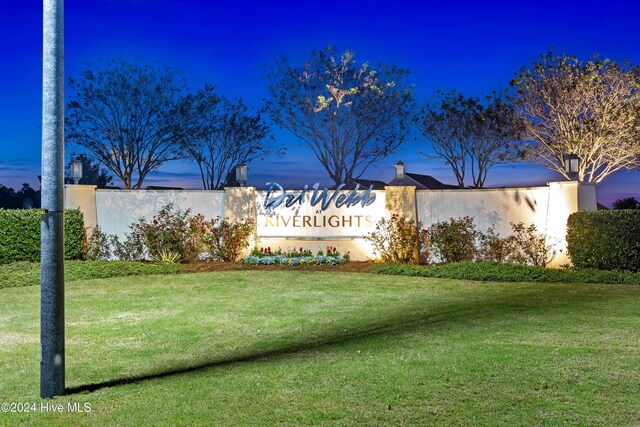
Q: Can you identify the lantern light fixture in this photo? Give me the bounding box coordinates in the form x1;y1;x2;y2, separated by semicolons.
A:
71;159;83;185
563;154;579;181
236;164;248;187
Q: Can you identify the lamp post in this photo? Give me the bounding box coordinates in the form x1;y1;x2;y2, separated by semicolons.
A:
71;159;83;184
236;164;248;187
563;154;580;181
41;0;65;398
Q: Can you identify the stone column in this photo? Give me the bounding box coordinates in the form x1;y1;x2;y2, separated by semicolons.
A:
224;187;256;222
223;187;257;258
546;181;597;267
384;186;417;222
64;185;98;228
384;185;420;262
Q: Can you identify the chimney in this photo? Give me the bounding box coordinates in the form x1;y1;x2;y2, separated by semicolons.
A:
394;161;405;182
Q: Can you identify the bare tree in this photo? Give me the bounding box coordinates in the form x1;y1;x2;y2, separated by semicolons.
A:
66;58;188;189
179;85;276;189
467;94;524;188
511;52;640;182
266;46;414;186
417;89;523;188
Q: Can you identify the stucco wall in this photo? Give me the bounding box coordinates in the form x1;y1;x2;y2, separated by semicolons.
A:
64;182;597;266
94;190;225;240
416;186;552;238
416;182;597;267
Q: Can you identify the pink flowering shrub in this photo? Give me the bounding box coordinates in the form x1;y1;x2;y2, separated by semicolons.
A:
203;217;254;262
477;226;519;263
429;216;478;263
133;204;206;262
364;214;430;264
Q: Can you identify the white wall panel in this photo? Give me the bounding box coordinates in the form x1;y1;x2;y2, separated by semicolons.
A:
95;190;224;239
416;187;551;237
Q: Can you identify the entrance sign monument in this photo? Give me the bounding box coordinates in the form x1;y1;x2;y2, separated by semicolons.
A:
258;183;386;239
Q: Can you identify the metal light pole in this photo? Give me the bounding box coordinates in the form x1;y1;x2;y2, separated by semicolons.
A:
41;0;65;398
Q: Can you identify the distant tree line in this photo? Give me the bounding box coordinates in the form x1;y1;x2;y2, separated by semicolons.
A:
0;183;40;209
0;156;115;209
64;49;640;190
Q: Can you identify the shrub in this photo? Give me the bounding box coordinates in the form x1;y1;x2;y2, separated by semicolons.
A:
111;231;146;261
86;226;111;261
153;248;181;263
510;222;556;267
429;217;477;263
364;215;429;264
0;208;85;263
370;262;640;285
567;210;640;271
203;217;254;262
133;204;206;263
65;210;86;260
612;197;640;210
477;226;519;263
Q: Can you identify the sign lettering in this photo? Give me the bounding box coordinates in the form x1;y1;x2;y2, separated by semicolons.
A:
257;182;386;238
264;182;376;211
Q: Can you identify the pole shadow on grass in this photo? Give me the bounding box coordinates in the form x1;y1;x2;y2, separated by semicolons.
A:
66;283;620;395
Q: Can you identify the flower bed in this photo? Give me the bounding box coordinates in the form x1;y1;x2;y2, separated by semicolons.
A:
242;246;349;266
241;255;348;266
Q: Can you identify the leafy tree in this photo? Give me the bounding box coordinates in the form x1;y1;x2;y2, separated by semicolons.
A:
0;185;19;209
0;184;40;209
266;46;414;186
66;58;189;189
612;197;640;210
511;52;640;182
65;154;114;188
417;89;523;188
16;183;39;208
179;85;276;189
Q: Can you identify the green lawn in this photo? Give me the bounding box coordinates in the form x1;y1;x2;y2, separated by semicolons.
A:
1;271;639;426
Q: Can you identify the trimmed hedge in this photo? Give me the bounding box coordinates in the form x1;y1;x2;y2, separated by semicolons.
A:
0;260;182;289
567;210;640;272
371;262;640;285
0;209;86;263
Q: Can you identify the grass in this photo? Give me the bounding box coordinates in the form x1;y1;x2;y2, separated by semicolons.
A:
0;260;181;289
0;270;639;425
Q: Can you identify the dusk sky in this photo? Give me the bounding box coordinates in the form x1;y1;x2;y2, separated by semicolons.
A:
1;0;639;206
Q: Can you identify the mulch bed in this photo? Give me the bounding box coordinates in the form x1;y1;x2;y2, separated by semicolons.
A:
180;261;376;274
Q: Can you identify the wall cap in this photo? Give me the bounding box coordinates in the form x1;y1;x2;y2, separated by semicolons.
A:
547;180;597;187
384;185;416;190
64;185;97;189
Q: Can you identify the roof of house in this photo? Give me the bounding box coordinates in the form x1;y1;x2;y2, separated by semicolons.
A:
329;178;389;190
340;179;388;190
387;172;459;190
145;185;184;190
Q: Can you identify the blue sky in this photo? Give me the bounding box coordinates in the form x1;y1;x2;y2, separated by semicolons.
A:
1;0;639;205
